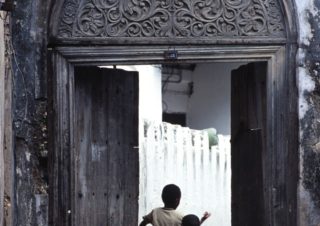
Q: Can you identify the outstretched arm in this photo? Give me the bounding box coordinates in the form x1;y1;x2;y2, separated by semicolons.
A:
140;210;153;226
139;219;149;226
139;216;152;226
200;212;211;225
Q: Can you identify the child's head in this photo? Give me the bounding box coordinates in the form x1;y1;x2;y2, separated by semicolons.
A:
161;184;181;209
182;214;201;226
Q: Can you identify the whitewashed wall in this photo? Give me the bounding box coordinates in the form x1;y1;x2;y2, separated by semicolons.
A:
187;63;243;134
295;0;320;225
162;62;243;134
162;69;193;113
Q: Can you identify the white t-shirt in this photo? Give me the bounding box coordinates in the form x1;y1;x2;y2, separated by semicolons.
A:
143;207;183;226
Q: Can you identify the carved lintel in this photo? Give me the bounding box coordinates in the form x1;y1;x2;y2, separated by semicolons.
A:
57;0;286;40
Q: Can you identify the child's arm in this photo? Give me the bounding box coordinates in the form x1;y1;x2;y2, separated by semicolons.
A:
139;212;152;226
200;212;211;225
139;219;150;226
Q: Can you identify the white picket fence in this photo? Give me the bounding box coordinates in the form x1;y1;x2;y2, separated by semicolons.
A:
139;120;231;226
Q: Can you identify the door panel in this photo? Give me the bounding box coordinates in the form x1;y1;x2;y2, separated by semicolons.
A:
74;67;139;226
231;62;267;226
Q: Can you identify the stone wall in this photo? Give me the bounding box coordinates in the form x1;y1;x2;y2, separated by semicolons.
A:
2;0;320;225
10;0;50;225
296;1;320;225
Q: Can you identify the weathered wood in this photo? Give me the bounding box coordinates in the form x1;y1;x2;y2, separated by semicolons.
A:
285;44;298;226
2;14;13;226
56;45;285;65
270;46;289;226
0;11;5;226
51;44;297;226
231;62;267;226
50;51;72;226
74;67;139;226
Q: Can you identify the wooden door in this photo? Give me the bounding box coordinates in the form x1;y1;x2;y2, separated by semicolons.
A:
74;67;139;226
231;62;267;226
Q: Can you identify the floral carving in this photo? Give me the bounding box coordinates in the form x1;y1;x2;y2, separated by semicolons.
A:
57;0;285;38
58;0;80;37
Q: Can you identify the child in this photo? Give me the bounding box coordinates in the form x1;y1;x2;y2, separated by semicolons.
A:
139;184;211;226
182;213;211;226
139;184;183;226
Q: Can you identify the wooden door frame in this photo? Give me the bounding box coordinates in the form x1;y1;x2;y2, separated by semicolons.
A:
48;44;298;226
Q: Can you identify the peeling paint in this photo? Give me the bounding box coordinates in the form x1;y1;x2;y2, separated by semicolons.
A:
35;194;48;226
91;144;106;162
298;184;320;226
296;0;320;224
25;151;31;162
314;142;320;154
29;31;36;41
298;67;315;119
16;168;22;177
296;0;318;46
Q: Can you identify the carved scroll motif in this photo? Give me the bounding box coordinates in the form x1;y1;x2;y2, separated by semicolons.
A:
57;0;285;38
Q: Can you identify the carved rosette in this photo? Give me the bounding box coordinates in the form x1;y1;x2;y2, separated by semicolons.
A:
57;0;285;38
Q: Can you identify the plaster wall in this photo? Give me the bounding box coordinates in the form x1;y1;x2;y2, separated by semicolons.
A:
162;69;193;114
163;63;243;135
187;63;243;134
295;0;320;225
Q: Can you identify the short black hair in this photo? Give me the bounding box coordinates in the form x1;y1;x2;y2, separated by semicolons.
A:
182;214;201;226
161;184;181;206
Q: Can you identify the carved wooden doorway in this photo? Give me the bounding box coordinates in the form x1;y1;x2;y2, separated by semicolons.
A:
49;45;297;226
49;0;298;226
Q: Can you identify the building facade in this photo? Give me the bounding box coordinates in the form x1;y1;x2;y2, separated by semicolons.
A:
0;0;320;225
